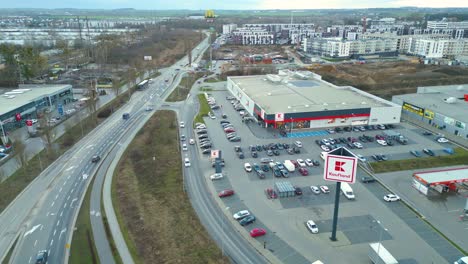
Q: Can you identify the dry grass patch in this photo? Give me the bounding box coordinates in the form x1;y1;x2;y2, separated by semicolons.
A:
113;110;228;264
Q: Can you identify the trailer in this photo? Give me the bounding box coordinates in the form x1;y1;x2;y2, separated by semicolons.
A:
368;243;398;264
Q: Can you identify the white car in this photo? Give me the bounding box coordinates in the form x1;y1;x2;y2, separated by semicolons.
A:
327;128;335;134
294;141;303;148
376;139;387;146
357;154;367;162
210;173;224;180
320;185;330;193
437;137;449;143
353;142;363;149
305;158;314;167
310;186;320;194
180;121;185;128
196;124;206;129
209;112;216;119
383;194;400;202
244;163;252;172
306;220;319;233
184;158;191;167
320;145;330;151
189;138;195;145
182;143;188;151
233;210;250;220
297;159;306;167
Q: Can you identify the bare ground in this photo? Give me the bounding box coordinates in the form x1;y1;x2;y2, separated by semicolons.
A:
113;110;228;264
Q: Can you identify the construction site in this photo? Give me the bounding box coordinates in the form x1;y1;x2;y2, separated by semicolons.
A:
309;62;468;99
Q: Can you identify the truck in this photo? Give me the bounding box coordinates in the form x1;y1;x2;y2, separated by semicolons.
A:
340;182;355;200
368;243;398;264
283;160;295;172
122;113;130;120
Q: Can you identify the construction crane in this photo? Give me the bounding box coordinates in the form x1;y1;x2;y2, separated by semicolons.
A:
205;10;215;23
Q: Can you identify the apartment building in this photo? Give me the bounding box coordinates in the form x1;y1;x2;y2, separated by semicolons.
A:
225;23;315;45
231;28;274;45
303;37;397;58
222;24;237;34
427;20;468;30
407;38;468;58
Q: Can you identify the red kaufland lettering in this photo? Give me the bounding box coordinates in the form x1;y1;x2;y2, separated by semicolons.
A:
328;172;351;178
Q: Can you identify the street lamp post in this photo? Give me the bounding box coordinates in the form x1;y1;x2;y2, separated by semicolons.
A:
375;220;389;256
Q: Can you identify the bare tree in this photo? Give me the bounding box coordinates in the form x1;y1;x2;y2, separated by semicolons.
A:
11;135;28;173
86;79;99;125
38;110;54;156
56;39;72;70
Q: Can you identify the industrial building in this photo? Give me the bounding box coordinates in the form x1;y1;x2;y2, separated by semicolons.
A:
392;84;468;139
227;70;401;130
0;84;73;133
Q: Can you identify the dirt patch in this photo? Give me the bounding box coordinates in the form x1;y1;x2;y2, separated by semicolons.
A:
310;62;468;100
114;110;228;264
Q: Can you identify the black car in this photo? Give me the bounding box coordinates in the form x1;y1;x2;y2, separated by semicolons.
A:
234;146;242;152
386;140;394;146
273;168;282;177
202;149;211;154
343;126;352;132
283;143;289;149
262;145;269;151
256;145;262;151
277;144;284;150
423;148;435;156
261;164;270;172
273;149;280;156
237;152;245;159
372;154;383;161
251;151;258;158
335;127;343;133
220;120;230;124
249;145;256;151
294;186;303;195
422;131;433;136
312;160;320;166
346;142;355;149
315;139;322;146
91;155;101;163
361;176;376;183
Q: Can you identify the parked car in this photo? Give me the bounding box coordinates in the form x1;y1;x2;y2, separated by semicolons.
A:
410;150;422;157
306;220;319;234
305;159;314;167
182;143;188;151
310;186;320;194
294;141;303;148
312;160;320;166
251;151;258;158
218;189;234;197
298;168;309;176
276;162;285;170
423;148;435;156
256;170;266;179
249;228;266;238
273;149;280;156
422;131;433;136
239;215;256;226
233;210;250;220
280;169;289;178
297;159;306;167
244;163;252;172
179;121;185;128
294;186;303;195
261;164;270;172
383;194;400;202
189;138;195;145
237;152;245;159
320;145;330;151
266;188;278;199
320;185;330;193
376;139;387;146
273;168;282;177
357;154;367;162
201;149;211;154
353;142;363;149
266;150;273;156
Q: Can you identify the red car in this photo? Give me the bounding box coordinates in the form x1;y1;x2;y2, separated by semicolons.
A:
290;160;299;168
375;135;385;140
224;128;235;133
218;189;235;198
298;168;309;176
250;228;266;238
266;188;277;199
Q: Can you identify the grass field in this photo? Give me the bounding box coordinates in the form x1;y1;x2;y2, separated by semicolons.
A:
112;110;228;264
69;176;100;264
370;148;468;173
166;72;205;102
194;94;211;125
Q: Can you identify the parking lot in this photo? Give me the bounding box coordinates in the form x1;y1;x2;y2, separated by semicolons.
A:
190;87;462;264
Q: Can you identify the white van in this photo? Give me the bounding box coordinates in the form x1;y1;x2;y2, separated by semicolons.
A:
340;182;355;200
320;152;328;160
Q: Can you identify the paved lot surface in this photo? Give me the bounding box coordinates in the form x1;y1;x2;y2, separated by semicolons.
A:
376;168;468;254
194;89;460;263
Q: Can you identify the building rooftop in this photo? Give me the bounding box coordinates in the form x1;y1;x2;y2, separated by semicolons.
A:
394;84;468;123
414;167;468;185
0;84;71;116
228;71;395;114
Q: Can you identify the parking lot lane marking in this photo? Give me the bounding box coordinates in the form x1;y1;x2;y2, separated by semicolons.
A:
53;229;56;236
55;194;58;200
67;195;70;201
59;187;62;193
63;180;67;186
56;220;60;226
63;203;67;209
60;211;63;217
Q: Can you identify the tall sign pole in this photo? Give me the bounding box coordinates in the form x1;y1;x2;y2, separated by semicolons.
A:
323;147;357;241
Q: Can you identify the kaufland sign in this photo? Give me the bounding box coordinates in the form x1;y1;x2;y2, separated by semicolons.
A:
324;154;357;183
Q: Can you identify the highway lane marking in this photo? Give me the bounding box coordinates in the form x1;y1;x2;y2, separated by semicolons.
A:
55;194;59;200
56;220;60;226
60;211;63;217
67;174;72;179
49;239;54;247
40;225;44;231
74;182;78;187
70;198;78;208
51;201;55;207
71;188;74;193
63;202;67;209
53;229;57;236
34;240;37;247
29;256;31;263
59;187;63;193
65;166;76;172
24;224;42;237
63;180;67;186
59;228;67;240
67;195;70;201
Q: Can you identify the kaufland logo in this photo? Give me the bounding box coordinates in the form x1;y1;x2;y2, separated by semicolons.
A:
334;161;346;172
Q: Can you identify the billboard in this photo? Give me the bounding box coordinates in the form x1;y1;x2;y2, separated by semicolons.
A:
324;154;357;183
424;109;434;120
402;102;424;116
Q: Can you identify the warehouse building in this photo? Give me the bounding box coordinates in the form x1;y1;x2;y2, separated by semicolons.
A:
227;70;401;130
392;84;468;139
0;84;73;133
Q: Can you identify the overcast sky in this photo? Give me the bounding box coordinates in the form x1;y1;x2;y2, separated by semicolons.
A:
4;0;468;9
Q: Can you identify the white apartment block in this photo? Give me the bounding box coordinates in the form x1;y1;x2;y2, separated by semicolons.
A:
427;20;468;30
407;38;468;58
243;23;315;32
304;37;397;58
232;28;274;45
222;24;237;34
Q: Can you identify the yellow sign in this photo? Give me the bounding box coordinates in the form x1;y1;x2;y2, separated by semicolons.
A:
402;102;424;116
424;109;434;120
65;243;70;248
